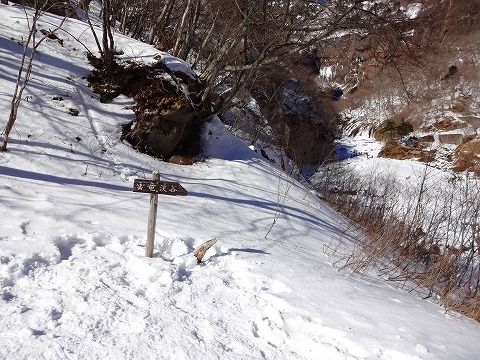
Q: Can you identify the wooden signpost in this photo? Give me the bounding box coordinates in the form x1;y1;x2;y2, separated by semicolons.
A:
133;172;188;257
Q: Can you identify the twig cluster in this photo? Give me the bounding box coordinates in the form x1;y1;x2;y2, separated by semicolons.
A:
315;163;480;321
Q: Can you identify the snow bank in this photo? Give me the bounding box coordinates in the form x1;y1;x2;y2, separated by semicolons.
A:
1;4;480;360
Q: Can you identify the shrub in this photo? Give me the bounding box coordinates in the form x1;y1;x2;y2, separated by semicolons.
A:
442;65;458;80
316;163;480;321
379;119;413;138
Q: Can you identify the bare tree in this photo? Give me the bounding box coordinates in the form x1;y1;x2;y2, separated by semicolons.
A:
100;0;116;73
94;0;421;113
172;0;201;59
199;0;420;113
1;1;70;151
146;0;175;45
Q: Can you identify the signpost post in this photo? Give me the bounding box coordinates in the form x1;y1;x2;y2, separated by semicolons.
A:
133;172;188;257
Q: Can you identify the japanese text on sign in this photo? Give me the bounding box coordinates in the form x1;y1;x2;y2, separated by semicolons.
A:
133;179;188;196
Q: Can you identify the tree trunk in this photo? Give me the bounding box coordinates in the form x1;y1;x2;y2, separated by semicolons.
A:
192;9;219;69
180;0;201;60
173;0;193;57
1;6;39;151
147;0;174;45
119;0;130;34
1;103;19;151
101;0;115;73
2;4;68;151
199;17;247;84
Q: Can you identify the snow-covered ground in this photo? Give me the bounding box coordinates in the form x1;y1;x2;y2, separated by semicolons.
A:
334;132;384;162
1;4;480;359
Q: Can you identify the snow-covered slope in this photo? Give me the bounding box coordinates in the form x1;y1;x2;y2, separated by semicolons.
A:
1;4;480;360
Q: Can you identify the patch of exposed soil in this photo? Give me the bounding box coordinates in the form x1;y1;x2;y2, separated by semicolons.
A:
452;141;480;176
433;116;468;131
88;55;210;160
378;141;436;163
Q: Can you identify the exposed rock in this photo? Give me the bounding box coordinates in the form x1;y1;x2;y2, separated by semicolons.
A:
434;117;467;131
378;141;436;163
231;72;336;172
438;133;464;145
310;0;480;172
418;135;435;143
279;79;335;167
452;140;480;175
169;155;196;166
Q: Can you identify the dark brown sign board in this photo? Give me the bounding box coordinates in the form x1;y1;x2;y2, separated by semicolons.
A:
133;179;188;196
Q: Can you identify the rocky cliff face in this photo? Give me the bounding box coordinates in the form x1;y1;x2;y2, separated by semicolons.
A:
221;73;336;175
279;79;335;168
314;0;480;175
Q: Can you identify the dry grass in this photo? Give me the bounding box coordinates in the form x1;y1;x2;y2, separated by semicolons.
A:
314;163;480;321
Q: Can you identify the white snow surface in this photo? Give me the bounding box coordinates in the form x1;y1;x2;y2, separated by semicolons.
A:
1;4;480;360
405;4;423;20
